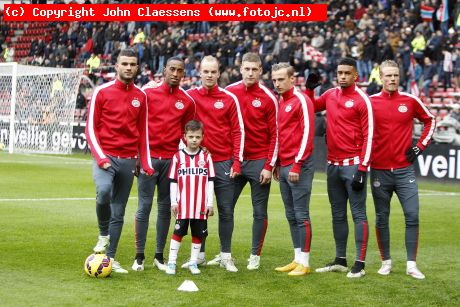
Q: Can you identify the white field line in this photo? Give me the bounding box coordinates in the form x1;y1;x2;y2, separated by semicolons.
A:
0;160;91;165
0;191;458;203
21;153;90;162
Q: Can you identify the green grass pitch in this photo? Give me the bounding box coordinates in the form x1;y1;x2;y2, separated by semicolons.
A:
0;152;459;306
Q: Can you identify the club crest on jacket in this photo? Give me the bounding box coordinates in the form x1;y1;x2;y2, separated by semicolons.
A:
132;98;140;107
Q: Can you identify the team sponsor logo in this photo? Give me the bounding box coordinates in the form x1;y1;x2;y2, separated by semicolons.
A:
214;100;224;109
131;98;141;108
178;167;209;176
175;101;184;110
252;98;262;108
345;100;354;108
285;105;292;112
198;160;206;167
398;105;408;113
373;180;381;188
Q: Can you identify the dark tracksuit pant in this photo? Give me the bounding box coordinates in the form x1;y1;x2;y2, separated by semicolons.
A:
93;156;136;259
370;165;420;261
233;159;270;256
134;158;172;257
279;157;315;253
327;164;369;262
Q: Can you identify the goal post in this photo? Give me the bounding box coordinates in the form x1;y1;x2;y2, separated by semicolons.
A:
0;63;85;154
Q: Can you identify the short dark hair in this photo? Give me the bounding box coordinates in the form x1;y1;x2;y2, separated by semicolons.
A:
338;57;357;68
166;56;185;66
119;48;138;59
184;120;203;134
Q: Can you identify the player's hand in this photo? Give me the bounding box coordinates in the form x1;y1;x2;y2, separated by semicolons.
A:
273;166;280;182
288;171;299;183
405;146;422;163
133;159;140;177
259;169;272;185
171;204;178;216
102;162;111;170
144;167;155;176
351;170;366;191
229;167;240;178
306;73;322;90
205;206;214;217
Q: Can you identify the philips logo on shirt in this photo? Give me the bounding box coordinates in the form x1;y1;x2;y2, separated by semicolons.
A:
398;105;408;113
214;100;224;109
175;101;184;110
131;98;141;108
178;167;209;176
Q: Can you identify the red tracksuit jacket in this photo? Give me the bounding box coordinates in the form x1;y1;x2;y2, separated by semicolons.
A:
226;81;278;171
278;87;315;174
144;81;195;159
370;90;436;170
85;79;152;172
307;85;373;172
187;85;244;173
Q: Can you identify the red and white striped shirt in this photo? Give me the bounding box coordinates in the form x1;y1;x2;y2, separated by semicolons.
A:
169;149;215;220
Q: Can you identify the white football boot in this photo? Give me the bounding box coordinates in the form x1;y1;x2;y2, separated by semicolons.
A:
247;255;260;270
112;260;128;274
93;235;109;253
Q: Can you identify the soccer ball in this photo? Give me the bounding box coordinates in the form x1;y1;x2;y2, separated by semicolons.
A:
0;142;4;150
84;253;112;278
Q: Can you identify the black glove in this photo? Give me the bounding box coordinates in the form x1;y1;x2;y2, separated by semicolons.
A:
351;170;366;191
306;73;322;90
405;146;422;163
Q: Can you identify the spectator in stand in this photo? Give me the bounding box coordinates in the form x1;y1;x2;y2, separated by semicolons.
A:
423;57;436;97
442;46;454;90
411;31;426;60
454;48;460;88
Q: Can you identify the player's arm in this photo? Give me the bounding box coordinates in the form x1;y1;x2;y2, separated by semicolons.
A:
85;89;110;169
205;154;215;216
289;94;313;183
357;92;373;172
261;90;278;184
405;96;436;163
226;91;245;177
137;92;154;176
170;181;179;217
169;155;179;216
351;92;373;191
305;87;328;112
414;96;436;150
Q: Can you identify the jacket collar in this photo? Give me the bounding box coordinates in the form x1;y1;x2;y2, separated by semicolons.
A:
160;80;180;94
114;78;134;90
198;84;220;96
244;81;260;91
281;86;296;101
381;89;401;98
340;84;356;95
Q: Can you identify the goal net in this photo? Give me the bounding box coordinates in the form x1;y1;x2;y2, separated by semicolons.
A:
0;63;84;154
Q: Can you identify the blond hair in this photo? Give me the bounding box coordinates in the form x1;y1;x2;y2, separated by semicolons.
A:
271;62;295;77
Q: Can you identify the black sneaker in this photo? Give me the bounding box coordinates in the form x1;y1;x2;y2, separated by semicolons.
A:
315;257;348;273
347;261;365;278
